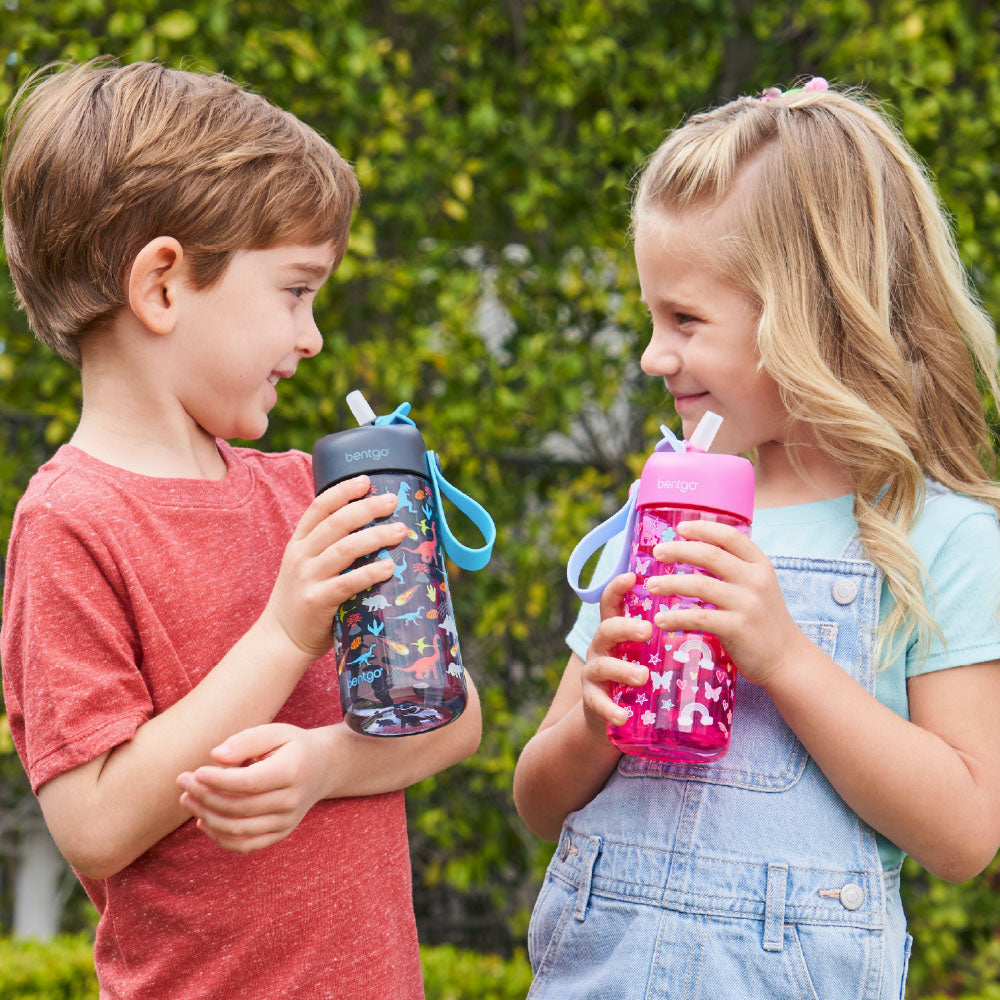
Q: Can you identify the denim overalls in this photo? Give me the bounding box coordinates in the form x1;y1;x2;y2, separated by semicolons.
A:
528;537;912;1000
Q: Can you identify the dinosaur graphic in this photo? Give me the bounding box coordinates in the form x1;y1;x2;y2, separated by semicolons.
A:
407;635;441;680
397;481;417;515
391;605;425;626
362;594;390;613
391;552;408;585
347;646;377;667
401;525;437;562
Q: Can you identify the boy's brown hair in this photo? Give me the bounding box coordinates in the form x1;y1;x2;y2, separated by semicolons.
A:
1;58;360;365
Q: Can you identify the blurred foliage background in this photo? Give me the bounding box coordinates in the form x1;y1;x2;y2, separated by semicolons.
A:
1;0;1000;996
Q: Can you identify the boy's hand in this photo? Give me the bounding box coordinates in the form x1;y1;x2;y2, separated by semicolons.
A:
177;724;325;853
263;475;407;661
581;572;651;744
647;520;808;689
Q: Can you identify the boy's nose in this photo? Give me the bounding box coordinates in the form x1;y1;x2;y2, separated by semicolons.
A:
297;314;323;358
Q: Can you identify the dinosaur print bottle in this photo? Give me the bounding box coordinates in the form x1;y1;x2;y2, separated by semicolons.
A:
312;392;495;737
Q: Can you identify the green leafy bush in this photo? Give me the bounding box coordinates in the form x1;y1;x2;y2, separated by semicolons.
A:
0;935;98;1000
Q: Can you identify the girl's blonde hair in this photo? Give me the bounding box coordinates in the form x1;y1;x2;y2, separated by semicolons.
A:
2;58;359;366
633;84;1000;664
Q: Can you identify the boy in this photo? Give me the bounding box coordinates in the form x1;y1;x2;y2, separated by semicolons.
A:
0;59;481;999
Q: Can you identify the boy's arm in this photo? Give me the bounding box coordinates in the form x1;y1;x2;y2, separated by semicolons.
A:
176;675;482;853
35;477;403;880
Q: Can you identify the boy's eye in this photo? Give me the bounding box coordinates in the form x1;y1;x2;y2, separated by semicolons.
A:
288;286;314;299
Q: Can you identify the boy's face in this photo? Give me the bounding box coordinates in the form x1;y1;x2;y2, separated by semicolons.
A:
171;242;337;441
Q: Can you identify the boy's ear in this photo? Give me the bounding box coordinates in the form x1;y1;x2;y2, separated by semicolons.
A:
127;237;186;335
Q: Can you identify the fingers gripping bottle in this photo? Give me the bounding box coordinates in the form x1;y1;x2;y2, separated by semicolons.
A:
312;391;496;737
567;412;754;763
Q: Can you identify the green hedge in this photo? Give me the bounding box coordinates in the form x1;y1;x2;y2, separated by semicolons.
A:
0;935;533;1000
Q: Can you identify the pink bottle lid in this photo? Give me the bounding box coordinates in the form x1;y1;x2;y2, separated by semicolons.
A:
635;448;755;521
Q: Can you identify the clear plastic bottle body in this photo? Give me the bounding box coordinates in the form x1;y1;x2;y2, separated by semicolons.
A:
608;504;751;763
335;471;466;736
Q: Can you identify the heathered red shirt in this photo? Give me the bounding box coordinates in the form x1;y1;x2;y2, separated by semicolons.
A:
1;442;423;1000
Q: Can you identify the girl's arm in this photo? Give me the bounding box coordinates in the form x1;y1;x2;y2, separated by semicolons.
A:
175;677;482;853
513;574;651;842
35;477;404;880
651;520;1000;883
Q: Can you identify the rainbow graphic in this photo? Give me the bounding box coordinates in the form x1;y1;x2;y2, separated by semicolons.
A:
671;636;716;672
677;701;715;731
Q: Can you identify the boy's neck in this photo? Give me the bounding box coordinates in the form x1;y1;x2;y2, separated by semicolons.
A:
71;359;228;482
70;413;229;481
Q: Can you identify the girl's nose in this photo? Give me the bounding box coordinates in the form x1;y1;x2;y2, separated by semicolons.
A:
297;313;323;358
640;328;681;377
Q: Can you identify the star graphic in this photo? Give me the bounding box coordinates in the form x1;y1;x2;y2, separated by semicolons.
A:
636;693;647;705
648;653;661;666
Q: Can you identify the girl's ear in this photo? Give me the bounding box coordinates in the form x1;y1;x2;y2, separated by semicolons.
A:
127;237;186;335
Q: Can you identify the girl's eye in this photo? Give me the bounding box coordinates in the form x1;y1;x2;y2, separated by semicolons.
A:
675;312;700;326
288;286;314;299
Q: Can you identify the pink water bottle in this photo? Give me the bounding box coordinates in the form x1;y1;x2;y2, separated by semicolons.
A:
567;412;755;763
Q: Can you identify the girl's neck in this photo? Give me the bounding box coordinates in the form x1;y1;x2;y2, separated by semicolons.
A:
753;439;853;509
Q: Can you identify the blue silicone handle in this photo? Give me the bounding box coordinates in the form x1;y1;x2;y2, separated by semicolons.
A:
566;483;638;603
373;401;495;572
426;452;496;571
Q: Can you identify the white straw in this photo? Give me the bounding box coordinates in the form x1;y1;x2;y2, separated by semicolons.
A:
687;410;723;451
346;390;377;426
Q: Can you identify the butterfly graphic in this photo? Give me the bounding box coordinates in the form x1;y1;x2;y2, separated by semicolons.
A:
704;683;722;702
650;670;673;692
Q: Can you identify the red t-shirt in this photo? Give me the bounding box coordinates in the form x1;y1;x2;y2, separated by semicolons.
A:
1;442;423;999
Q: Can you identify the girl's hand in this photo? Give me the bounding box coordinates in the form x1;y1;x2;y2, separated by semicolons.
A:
648;520;808;689
580;572;652;744
262;476;408;661
177;724;327;853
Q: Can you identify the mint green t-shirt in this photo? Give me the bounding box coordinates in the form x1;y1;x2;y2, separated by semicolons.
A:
567;488;1000;869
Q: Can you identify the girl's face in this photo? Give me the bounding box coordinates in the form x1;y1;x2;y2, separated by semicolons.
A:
634;210;789;456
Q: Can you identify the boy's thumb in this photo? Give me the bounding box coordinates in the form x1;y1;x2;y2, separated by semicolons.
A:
211;724;292;765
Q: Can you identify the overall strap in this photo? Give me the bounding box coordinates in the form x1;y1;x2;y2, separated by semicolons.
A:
566;484;638;603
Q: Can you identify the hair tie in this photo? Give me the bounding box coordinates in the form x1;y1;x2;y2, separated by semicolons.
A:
758;77;829;102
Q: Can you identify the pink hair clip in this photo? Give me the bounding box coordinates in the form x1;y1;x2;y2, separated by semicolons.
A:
759;77;829;102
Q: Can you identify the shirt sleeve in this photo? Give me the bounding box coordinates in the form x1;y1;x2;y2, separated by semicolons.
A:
565;530;628;662
1;503;153;792
908;508;1000;677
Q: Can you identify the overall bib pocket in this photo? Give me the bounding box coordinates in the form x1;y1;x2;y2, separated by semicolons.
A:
618;620;837;789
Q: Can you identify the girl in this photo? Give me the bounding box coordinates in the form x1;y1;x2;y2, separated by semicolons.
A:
513;79;1000;999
